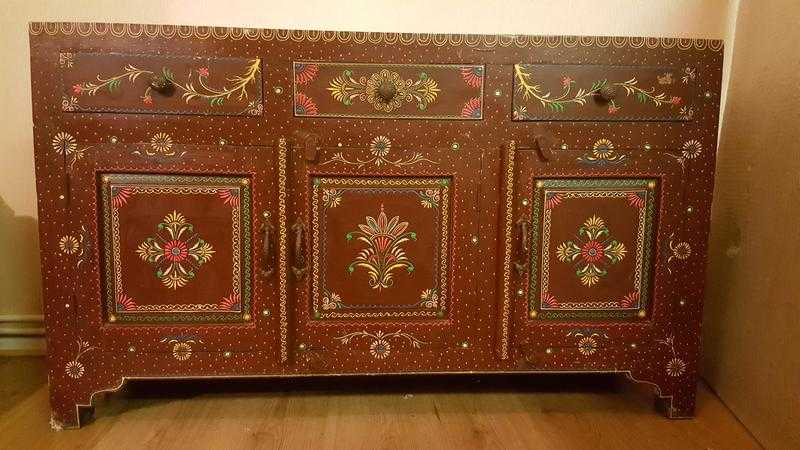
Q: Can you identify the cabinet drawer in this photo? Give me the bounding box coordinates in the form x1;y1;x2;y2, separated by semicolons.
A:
60;52;263;115
293;62;484;120
512;64;695;121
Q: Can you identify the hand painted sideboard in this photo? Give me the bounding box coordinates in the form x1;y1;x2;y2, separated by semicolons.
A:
29;22;722;428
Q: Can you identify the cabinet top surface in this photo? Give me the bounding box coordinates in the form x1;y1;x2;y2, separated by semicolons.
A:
29;21;723;52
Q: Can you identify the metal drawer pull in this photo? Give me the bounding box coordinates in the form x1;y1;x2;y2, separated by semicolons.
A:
291;221;307;279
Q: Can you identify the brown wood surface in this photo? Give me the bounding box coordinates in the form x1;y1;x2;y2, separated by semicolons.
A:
29;22;723;427
0;356;761;449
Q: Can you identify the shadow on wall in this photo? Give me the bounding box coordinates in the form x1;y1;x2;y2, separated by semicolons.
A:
0;196;42;315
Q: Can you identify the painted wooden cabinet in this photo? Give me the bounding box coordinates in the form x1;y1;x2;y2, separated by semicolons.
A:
30;22;722;428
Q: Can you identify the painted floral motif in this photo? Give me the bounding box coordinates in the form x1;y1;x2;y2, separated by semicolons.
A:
514;65;683;116
61;95;78;111
567;329;609;356
460;66;483;88
219;294;241;311
678;106;694;120
418;288;439;309
71;59;261;108
51;131;91;169
58;226;90;268
555;216;627;287
322;189;343;209
244;101;263;116
149;132;174;155
320;135;437;168
294;93;319;116
115;293;137;311
59;235;79;254
160;336;202;361
417;189;440;209
65;339;97;379
327;69;440;112
666;139;703;171
335;330;428;360
681;67;696;84
461;97;482;118
577;138;627;166
657;72;674;85
346;205;416;290
370;135;392;157
322;291;344;310
657;335;687;377
626;192;646;209
59;52;74;68
218;188;241;207
294;63;319;85
666;233;692;274
136;211;215;289
111;187;133;208
544;192;563;210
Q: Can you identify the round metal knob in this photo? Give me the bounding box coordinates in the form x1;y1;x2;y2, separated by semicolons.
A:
149;74;174;94
377;81;397;102
598;84;617;101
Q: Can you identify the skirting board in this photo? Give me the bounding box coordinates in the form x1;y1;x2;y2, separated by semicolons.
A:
0;315;46;355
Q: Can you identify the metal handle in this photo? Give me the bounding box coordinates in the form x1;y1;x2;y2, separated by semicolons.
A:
514;219;530;276
598;84;617;102
260;212;274;278
149;73;174;95
291;221;307;279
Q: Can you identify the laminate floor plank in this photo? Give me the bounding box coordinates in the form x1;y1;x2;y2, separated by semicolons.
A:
0;357;761;449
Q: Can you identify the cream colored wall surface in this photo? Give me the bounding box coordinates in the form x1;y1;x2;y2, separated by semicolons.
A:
703;0;800;448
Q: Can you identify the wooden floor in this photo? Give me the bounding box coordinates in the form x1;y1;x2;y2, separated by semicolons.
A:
0;357;761;449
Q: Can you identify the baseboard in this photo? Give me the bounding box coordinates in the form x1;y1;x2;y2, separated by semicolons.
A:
0;314;46;356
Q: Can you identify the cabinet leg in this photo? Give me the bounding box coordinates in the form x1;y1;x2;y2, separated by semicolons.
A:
655;378;698;419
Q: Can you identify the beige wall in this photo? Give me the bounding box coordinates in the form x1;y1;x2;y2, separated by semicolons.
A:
703;0;800;448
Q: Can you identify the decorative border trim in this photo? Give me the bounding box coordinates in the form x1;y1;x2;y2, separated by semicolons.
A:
29;22;723;51
276;138;290;362
100;174;252;323
310;177;451;320
529;178;657;320
498;141;516;360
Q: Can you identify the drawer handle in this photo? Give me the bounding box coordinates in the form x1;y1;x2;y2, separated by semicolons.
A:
149;74;174;95
291;221;307;280
260;212;274;278
377;80;398;102
598;84;617;102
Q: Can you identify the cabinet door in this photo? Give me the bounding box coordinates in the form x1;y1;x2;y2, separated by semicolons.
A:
498;138;686;365
66;140;280;360
285;133;483;370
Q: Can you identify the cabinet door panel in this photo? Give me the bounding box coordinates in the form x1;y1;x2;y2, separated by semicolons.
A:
499;140;685;362
310;176;450;320
68;142;280;358
287;133;483;370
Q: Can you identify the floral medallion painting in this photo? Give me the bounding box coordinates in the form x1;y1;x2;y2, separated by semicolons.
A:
100;174;252;323
293;62;484;119
529;178;658;320
310;177;451;320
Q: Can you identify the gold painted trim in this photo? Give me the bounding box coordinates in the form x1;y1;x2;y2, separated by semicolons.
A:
277;138;289;362
30;22;723;51
498;141;517;360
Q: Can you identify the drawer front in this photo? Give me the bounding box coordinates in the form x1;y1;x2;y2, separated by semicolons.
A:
512;64;695;121
293;62;484;120
100;173;253;323
60;52;263;115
